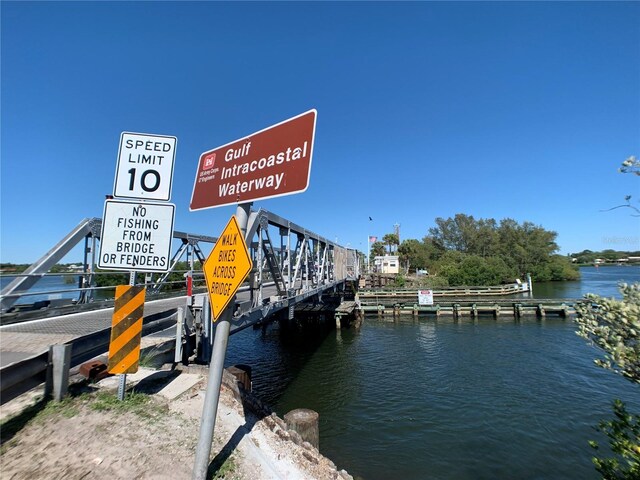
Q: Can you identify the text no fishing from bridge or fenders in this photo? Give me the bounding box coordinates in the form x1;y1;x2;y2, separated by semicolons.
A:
189;109;317;210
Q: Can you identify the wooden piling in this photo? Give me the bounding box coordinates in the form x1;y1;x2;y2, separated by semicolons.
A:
284;408;319;450
227;364;252;393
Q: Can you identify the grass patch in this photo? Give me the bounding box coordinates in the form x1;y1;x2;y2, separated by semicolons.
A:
90;391;168;421
36;394;83;420
139;345;168;368
211;455;239;480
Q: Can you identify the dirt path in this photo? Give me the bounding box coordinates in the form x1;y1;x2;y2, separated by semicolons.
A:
0;367;354;480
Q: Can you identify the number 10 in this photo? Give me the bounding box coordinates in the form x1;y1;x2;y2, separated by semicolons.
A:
128;168;160;192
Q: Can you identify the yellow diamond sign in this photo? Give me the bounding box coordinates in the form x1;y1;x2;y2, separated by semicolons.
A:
204;215;253;322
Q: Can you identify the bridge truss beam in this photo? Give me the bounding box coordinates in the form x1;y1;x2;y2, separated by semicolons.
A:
226;208;360;332
0;219;217;312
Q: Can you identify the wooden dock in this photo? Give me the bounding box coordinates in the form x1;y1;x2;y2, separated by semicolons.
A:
288;289;580;324
358;296;583;319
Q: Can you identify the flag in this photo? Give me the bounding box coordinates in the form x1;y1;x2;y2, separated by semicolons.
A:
369;236;377;243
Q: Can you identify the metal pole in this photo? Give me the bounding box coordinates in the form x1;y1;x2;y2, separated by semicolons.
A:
118;270;136;401
192;202;252;480
79;235;90;303
89;235;97;302
202;295;212;362
367;235;370;274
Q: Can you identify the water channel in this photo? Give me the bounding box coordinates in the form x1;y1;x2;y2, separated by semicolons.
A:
225;266;640;480
2;266;639;478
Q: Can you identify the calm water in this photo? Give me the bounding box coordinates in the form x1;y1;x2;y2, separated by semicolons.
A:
534;265;640;299
0;274;80;304
4;267;639;478
225;266;640;480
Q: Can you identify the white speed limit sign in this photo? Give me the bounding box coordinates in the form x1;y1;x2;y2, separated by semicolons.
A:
113;132;177;201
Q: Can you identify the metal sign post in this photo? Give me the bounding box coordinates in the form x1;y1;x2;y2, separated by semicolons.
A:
116;270;137;401
192;203;252;480
104;131;177;402
190;111;317;479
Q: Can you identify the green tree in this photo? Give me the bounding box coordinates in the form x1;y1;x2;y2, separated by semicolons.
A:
421;236;446;263
435;251;513;286
573;250;598;264
575;284;640;478
576;283;640;383
369;241;386;262
429;214;478;252
382;233;399;254
398;239;430;273
428;214;577;282
575;153;640;480
94;270;129;288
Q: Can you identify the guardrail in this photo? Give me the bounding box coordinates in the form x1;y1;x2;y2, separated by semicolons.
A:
0;308;179;406
0;271;207;305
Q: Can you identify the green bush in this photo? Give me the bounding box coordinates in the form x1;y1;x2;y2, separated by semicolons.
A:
435;252;513;286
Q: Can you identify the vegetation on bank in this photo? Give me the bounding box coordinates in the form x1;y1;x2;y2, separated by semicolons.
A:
94;261;202;289
576;284;640;479
0;263;85;274
0;261;203;292
574;155;640;479
570;249;640;265
371;214;580;286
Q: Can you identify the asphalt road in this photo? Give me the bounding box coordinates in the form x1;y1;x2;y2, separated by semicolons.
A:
0;295;193;368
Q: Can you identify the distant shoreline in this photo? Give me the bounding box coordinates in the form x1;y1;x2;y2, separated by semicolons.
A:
574;263;640;267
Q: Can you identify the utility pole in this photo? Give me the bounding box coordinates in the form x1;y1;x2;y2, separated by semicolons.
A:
394;223;400;253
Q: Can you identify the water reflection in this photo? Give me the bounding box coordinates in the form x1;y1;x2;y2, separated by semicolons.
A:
222;263;640;479
534;265;639;299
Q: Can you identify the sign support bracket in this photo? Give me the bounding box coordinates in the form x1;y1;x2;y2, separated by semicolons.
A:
192;202;252;480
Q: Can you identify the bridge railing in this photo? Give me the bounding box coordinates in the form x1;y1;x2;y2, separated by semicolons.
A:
1;210;362;324
0;218;216;313
211;208;360;332
0;309;179;405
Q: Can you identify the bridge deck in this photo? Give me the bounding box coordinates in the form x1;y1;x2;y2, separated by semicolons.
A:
0;295;189;368
0;278;352;368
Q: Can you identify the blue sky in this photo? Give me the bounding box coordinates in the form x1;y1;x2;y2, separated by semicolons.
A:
2;1;639;264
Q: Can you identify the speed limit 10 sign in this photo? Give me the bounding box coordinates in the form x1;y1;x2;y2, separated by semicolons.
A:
113;132;177;201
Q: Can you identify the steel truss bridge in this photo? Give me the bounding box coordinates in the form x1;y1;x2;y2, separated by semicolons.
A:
0;208;362;329
230;208;360;329
0;207;361;401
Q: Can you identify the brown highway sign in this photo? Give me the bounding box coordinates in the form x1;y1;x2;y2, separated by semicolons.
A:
190;109;316;210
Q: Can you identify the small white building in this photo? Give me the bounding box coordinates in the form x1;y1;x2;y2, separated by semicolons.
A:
374;255;399;274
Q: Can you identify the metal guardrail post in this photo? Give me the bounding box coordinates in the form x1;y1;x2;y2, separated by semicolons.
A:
175;307;184;364
49;344;72;401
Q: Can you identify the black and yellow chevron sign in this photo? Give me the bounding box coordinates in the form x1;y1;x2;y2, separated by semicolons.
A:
107;285;146;374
